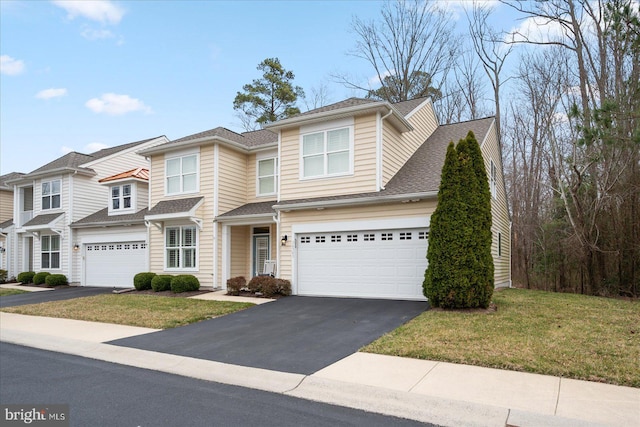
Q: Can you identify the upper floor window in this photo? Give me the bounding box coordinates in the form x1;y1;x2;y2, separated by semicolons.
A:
42;180;61;210
165;225;197;270
41;235;60;269
111;184;133;211
257;158;277;196
490;160;497;199
166;154;198;195
301;126;352;179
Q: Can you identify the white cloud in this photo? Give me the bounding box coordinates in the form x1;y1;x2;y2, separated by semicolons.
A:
61;146;74;154
80;26;115;40
36;88;68;100
60;142;110;155
85;93;152;115
368;70;394;87
52;0;125;25
0;55;25;75
508;15;569;44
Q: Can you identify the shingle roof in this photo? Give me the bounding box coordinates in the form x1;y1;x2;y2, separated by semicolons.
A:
274;117;495;207
98;167;149;183
217;201;277;218
25;137;162;176
296;98;378;117
71;208;148;227
23;213;64;227
0;219;14;229
392;97;430;117
0;172;25;190
146;196;204;216
146;127;278;153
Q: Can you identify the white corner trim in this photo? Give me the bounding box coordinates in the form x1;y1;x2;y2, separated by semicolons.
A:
291;216;430;235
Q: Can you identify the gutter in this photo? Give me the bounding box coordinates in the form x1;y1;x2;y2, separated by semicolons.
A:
6;167;95;184
138;136;277;156
274;191;438;211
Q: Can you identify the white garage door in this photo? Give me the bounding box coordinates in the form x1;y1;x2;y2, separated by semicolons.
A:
296;228;428;300
85;241;147;287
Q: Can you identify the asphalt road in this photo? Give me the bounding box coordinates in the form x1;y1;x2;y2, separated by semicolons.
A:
0;343;435;427
110;296;428;375
0;286;114;308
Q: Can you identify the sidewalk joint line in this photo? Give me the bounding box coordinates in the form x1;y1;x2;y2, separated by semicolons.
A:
408;361;439;392
282;375;308;394
504;408;511;427
554;376;562;415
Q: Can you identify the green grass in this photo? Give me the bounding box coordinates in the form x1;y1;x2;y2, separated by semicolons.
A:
1;294;255;329
363;288;640;388
0;289;30;297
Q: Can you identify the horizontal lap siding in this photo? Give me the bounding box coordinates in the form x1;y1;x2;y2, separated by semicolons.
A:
279;114;378;201
0;190;13;222
481;126;511;287
230;225;249;278
279;200;437;282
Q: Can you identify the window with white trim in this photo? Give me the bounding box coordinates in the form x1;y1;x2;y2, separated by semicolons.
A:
165;225;197;269
110;184;133;211
41;235;60;269
41;180;61;210
257;158;277;196
166;154;198;195
490;160;497;199
301;126;352;178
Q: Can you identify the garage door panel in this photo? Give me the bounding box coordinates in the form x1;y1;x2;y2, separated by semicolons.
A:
297;228;428;300
85;241;147;287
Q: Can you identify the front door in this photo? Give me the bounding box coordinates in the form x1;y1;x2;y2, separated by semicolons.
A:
253;235;270;276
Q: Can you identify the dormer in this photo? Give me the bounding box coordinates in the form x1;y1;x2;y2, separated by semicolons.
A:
98;168;149;216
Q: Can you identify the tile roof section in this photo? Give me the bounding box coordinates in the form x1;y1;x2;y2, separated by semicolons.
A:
98;167;149;183
0;172;25;190
71;208;148;227
217;201;277;218
25;137;162;176
0;219;14;229
146;196;204;216
23;213;64;227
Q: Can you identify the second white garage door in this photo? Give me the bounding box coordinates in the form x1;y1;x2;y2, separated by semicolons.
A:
296;228;428;300
85;241;147;287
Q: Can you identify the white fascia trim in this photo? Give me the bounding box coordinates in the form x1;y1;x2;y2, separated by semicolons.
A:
12;168;95;183
215;214;276;226
403;97;434;121
83;136;168;168
274;191;437;211
138;136;277;156
71;220;145;229
291;216;431;235
265;103;413;133
479;118;495;149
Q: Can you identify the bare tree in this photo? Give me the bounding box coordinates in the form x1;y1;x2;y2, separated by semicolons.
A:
335;0;459;102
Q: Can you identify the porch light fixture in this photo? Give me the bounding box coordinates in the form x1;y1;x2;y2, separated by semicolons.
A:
0;247;5;253
73;244;80;251
281;235;288;246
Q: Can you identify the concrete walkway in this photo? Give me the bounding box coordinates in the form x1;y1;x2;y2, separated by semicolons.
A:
0;303;637;426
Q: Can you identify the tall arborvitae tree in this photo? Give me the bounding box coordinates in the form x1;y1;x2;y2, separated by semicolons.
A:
424;132;494;308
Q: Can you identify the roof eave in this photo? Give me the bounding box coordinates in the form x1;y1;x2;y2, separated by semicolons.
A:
8;167;95;183
138;136;277;156
215;212;276;223
274;191;438;211
71;219;146;229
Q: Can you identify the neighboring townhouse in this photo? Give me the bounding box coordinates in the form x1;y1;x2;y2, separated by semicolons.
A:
139;97;511;300
1;172;24;274
5;136;168;283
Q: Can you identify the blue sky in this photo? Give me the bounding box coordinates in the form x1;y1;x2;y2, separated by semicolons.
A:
1;0;519;174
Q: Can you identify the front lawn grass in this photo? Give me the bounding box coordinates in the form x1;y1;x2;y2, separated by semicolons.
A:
0;289;29;297
1;294;255;329
363;288;640;387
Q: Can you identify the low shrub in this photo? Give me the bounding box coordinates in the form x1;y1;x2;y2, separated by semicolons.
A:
133;272;156;291
276;278;292;296
170;275;200;293
45;274;68;287
247;275;270;294
226;276;246;296
151;275;173;292
17;271;35;284
247;276;291;297
0;269;7;283
33;272;51;285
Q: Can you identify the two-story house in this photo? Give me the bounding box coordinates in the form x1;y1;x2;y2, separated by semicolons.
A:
1;172;24;274
5;136;168;284
139;97;511;300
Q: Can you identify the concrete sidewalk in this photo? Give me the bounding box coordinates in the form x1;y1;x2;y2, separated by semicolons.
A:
0;311;637;426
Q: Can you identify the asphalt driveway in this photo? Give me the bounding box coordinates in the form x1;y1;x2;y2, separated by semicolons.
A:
0;286;114;308
109;296;428;375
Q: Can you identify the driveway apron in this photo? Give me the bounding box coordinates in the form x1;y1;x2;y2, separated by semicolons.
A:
0;287;115;308
108;296;428;375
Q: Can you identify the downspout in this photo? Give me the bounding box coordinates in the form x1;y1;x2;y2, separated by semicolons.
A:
274;211;280;278
377;108;394;191
213;143;220;288
68;171;76;284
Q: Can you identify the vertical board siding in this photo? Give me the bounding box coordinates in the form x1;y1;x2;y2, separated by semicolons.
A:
279;200;437;281
481;127;511;287
279;114;378;201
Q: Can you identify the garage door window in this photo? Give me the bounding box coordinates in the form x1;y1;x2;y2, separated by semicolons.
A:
166;226;197;270
41;235;60;269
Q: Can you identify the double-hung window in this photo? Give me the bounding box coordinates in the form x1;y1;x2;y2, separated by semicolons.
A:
166;154;198;194
302;126;351;178
165;225;197;270
42;180;61;210
41;235;60;269
111;184;132;211
257;158;277;196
